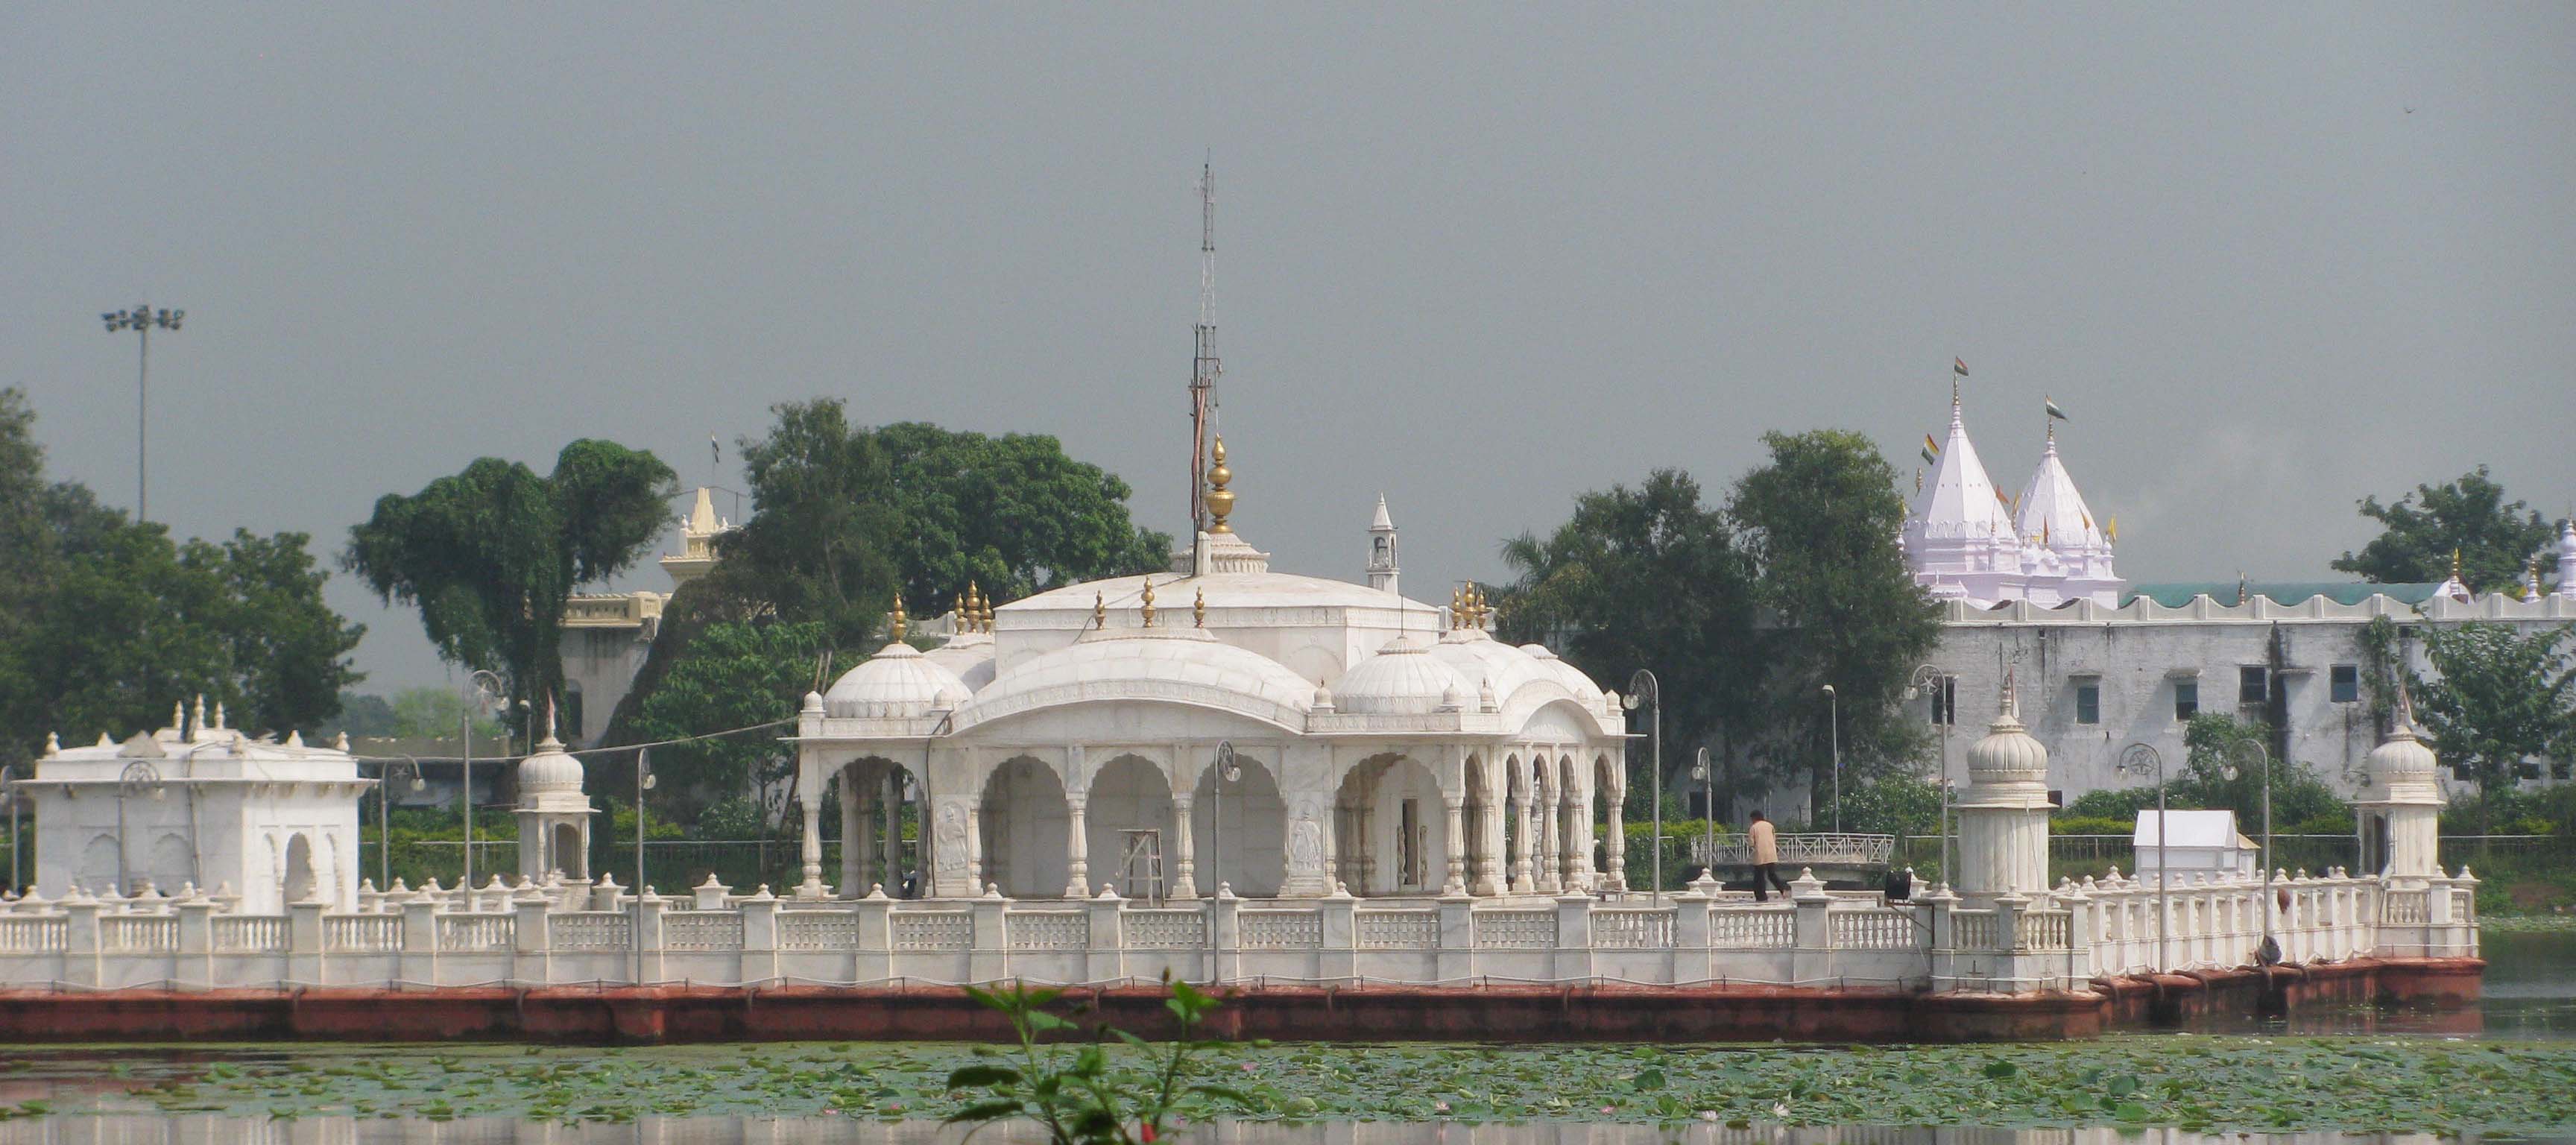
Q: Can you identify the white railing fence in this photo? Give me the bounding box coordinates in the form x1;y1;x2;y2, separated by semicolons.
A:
0;862;2477;995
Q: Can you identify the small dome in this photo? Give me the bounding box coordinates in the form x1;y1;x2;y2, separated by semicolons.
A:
1329;637;1473;716
1966;695;2048;782
2365;725;2437;780
517;735;584;795
825;643;971;719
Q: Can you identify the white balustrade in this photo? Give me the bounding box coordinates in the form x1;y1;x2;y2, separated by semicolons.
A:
891;910;973;951
1126;909;1208;949
1474;908;1556;949
0;915;67;954
662;911;745;951
1239;909;1324;949
780;909;861;951
1592;907;1675;949
1006;910;1087;951
1828;908;1916;950
101;915;177;954
1709;906;1795;949
212;915;287;953
551;912;634;950
323;914;403;953
1355;908;1438;950
436;912;515;953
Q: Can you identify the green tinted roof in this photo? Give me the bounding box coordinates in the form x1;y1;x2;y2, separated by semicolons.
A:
2124;581;2441;608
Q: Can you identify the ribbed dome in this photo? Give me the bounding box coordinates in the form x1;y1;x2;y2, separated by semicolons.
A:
1329;637;1471;715
517;735;584;796
2364;715;2442;806
825;643;971;719
1966;701;2048;782
1517;643;1609;701
960;626;1315;728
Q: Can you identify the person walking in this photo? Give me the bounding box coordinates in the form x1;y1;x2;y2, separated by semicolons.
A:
1748;811;1792;901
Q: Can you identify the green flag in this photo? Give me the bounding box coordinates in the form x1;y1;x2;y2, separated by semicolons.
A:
2045;396;2069;422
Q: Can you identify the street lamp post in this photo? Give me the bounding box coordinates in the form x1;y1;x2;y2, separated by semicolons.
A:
634;747;657;985
0;765;19;895
1907;664;1954;885
1821;684;1842;833
2222;739;2279;962
1693;747;1714;882
377;757;425;891
461;669;507;892
1623;669;1662;903
116;760;166;894
2117;742;2170;973
100;304;183;521
1209;742;1239;895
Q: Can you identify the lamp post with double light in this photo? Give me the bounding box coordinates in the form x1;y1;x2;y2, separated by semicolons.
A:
1623;669;1661;902
1693;746;1715;881
2117;742;2170;972
1208;741;1239;895
2221;739;2279;962
1907;664;1954;885
101;303;183;521
461;669;507;891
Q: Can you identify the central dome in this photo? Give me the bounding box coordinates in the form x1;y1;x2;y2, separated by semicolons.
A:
1330;637;1471;715
824;643;971;719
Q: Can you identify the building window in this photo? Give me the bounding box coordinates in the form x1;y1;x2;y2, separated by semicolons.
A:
2238;666;2269;705
2330;665;2360;704
2174;681;2199;721
1930;677;1957;726
2075;684;2100;725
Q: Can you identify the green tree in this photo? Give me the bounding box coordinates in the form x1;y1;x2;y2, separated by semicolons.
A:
344;441;675;728
711;403;1170;647
1494;469;1758;806
2409;621;2576;834
2332;466;2556;590
0;388;364;761
386;686;507;741
2174;713;2346;830
1729;429;1941;812
617;620;830;824
327;692;400;737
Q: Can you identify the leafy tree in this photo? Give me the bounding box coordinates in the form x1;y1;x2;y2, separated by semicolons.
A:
2408;621;2576;834
327;692;400;737
386;686;508;741
2175;714;2345;830
0;388;364;761
2332;466;2556;590
1493;469;1758;806
616;620;830;824
344;441;675;730
711;403;1170;647
1729;429;1941;810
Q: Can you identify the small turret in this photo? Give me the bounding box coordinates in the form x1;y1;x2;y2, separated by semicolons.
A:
1366;494;1401;595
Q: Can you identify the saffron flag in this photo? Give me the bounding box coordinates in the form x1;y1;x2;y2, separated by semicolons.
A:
2045;396;2068;422
1954;358;1969;377
1921;433;1939;465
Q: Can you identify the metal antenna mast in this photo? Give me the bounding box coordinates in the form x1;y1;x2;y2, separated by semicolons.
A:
1189;159;1221;536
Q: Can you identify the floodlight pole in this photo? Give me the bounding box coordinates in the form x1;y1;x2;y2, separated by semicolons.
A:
2226;739;2276;956
1822;684;1841;833
1626;669;1661;903
100;304;183;522
2119;742;2169;972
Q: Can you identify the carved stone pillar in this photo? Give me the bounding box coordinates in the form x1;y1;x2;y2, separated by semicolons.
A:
1510;790;1536;892
1442;796;1467;895
798;798;827;898
1064;792;1090;899
1171;792;1199;899
1603;789;1628;892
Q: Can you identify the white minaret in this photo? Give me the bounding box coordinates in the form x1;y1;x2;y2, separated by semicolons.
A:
1956;670;2052;900
513;700;596;881
1366;493;1400;594
2354;690;2445;879
2556;520;2576;600
1902;380;2026;605
2012;425;2123;608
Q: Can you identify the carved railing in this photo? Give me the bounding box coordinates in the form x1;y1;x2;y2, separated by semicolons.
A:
323;914;402;953
212;915;286;953
1691;833;1896;868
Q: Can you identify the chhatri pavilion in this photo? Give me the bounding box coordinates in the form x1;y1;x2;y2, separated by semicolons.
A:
790;438;1632;902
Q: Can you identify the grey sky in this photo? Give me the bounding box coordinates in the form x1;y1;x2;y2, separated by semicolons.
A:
7;4;2573;695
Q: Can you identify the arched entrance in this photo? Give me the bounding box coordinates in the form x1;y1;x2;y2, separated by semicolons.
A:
1086;754;1175;900
1333;754;1447;897
836;757;923;898
550;822;586;880
981;755;1071;898
282;833;316;903
1192;752;1286;898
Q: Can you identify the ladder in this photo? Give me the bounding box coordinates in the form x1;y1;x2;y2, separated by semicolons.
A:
1119;829;1165;905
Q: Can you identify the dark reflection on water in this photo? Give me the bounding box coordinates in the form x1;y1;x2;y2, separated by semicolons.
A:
0;1119;2567;1145
2199;927;2576;1041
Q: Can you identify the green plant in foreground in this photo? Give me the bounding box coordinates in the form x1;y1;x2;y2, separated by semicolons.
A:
947;978;1250;1145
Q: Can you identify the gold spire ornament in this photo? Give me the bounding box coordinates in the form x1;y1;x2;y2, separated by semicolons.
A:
1140;578;1158;627
954;590;968;631
980;593;996;633
1193;587;1206;628
889;595;909;643
1204;436;1235;534
1093;592;1106;630
967;581;984;632
2452;549;2463;579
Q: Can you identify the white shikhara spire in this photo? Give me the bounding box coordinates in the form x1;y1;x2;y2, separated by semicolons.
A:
1902;371;2124;608
2557;520;2576;600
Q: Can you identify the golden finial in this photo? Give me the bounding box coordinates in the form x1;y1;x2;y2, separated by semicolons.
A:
954;590;968;631
1140;578;1159;627
1193;586;1206;628
1474;586;1489;628
1204;436;1235;534
2106;515;2118;543
889;595;909;643
2451;548;2463;579
1449;586;1464;630
979;593;996;633
967;581;984;632
1093;592;1105;630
